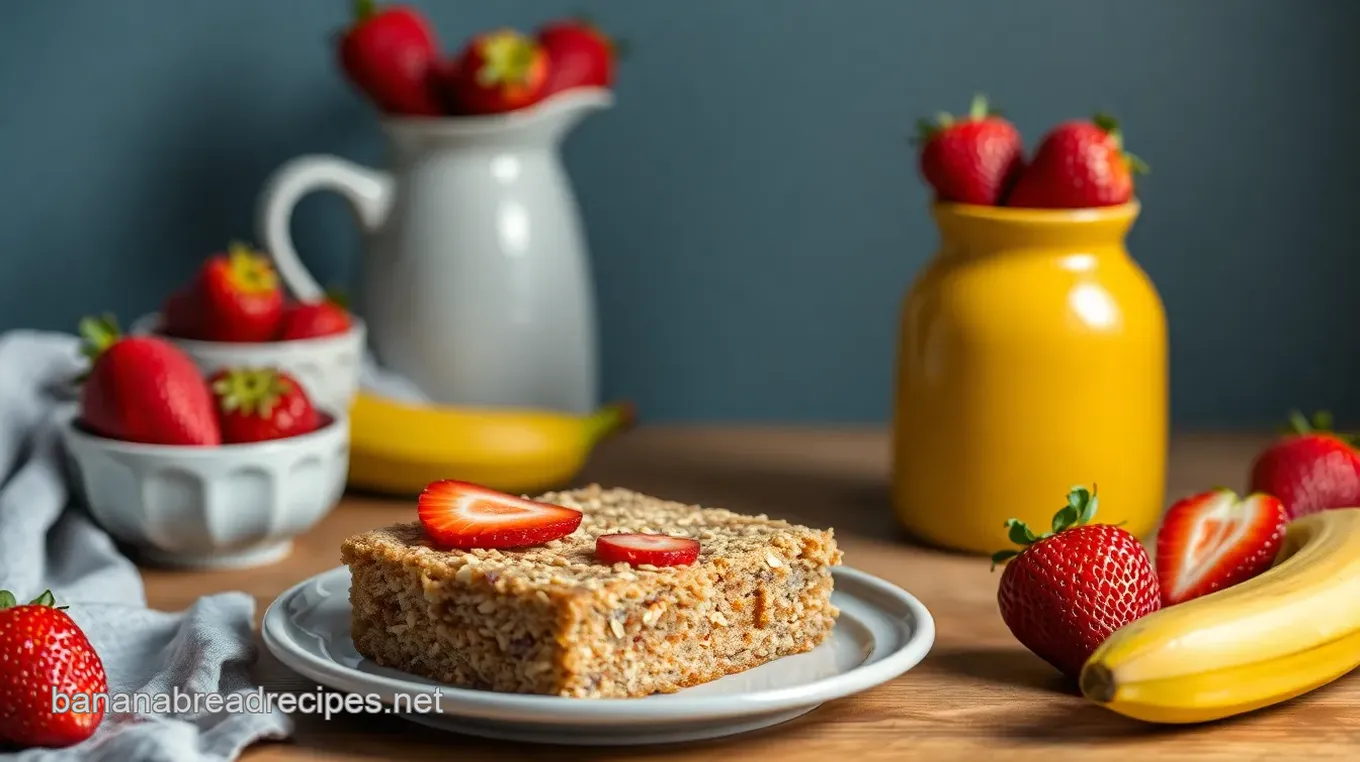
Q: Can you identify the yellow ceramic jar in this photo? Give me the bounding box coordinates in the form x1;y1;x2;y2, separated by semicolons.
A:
891;201;1167;555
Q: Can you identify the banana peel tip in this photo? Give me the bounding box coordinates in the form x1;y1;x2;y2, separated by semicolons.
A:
1079;662;1116;704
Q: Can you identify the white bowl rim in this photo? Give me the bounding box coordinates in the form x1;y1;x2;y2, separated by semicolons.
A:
129;312;366;352
60;408;349;457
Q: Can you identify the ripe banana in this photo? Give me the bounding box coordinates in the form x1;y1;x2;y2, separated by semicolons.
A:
346;392;634;496
1080;507;1360;723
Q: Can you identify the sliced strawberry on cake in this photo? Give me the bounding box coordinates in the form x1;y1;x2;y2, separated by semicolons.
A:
1155;489;1288;606
417;480;583;549
595;533;700;567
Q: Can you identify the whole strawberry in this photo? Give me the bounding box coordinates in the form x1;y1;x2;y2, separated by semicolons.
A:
916;94;1024;206
210;367;320;443
338;0;442;116
1007;113;1148;208
993;485;1161;679
538;18;618;96
192;243;284;343
444;29;550;115
0;590;107;748
78;315;221;446
1249;410;1360;518
277;299;352;341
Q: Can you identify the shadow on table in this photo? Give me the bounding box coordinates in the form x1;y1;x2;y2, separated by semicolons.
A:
927;646;1075;695
924;646;1258;743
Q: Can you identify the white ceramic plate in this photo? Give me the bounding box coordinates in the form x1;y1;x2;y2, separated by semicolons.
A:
262;565;935;745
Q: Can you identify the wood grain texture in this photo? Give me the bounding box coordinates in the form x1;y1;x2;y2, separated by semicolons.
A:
139;428;1360;761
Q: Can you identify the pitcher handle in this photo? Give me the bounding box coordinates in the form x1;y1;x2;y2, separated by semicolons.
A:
256;155;393;301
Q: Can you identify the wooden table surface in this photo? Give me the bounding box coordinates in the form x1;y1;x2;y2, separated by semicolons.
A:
141;427;1360;761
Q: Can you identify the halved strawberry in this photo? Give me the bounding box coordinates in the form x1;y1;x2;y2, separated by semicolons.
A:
595;533;700;567
1155;489;1287;606
416;480;582;549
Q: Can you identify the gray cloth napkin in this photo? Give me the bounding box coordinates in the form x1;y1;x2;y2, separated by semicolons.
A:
0;331;292;761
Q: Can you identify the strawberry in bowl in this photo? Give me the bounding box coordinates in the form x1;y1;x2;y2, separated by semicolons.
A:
210;367;322;443
62;317;348;569
135;243;365;414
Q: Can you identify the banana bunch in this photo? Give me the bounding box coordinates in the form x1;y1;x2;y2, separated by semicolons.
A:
1081;508;1360;723
346;392;634;496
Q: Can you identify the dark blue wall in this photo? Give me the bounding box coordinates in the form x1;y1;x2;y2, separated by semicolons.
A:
2;1;1357;424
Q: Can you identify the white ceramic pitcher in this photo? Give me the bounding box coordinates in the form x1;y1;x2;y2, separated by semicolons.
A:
256;88;612;414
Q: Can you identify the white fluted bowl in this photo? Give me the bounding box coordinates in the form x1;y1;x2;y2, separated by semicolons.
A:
130;313;365;414
60;409;350;569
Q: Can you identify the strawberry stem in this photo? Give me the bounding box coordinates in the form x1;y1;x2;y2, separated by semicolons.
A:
212;368;294;418
1285;409;1356;444
990;484;1099;571
0;590;14;610
968;93;989;120
225;242;278;294
78;313;122;365
474;30;542;88
354;0;376;22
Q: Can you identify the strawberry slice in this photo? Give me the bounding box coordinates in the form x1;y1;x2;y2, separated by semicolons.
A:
595;533;700;567
416;480;582;549
1155;489;1287;606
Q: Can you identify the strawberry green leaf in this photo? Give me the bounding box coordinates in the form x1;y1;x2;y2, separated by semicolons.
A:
990;549;1020;571
1283;409;1354;442
1286;409;1314;434
0;590;15;610
1092;112;1124;151
29;590;55;607
1005;518;1038;546
911;118;943;146
1067;485;1090;509
1092;112;1120;134
324;287;351;310
1052;504;1079;533
1124;152;1150;175
1079;492;1099;525
1313;411;1335;431
1061;484;1099;527
1290;410;1360;445
212;368;291;419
